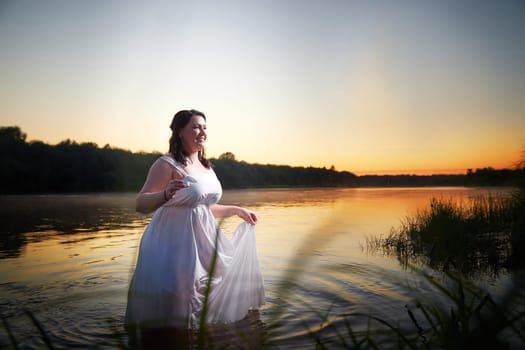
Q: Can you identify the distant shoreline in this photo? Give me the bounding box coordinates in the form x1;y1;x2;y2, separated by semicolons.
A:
1;126;521;194
0;185;518;197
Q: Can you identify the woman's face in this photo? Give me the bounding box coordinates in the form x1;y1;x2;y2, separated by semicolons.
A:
180;115;207;153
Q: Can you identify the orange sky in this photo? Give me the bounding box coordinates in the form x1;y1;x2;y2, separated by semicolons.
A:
1;1;524;175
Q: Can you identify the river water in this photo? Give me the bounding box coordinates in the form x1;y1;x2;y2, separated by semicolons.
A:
0;187;516;348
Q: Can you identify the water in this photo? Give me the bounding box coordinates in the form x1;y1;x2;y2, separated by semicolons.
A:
0;187;515;348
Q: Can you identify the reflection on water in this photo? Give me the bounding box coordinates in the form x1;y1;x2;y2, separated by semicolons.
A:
0;193;147;259
0;187;516;348
127;310;267;349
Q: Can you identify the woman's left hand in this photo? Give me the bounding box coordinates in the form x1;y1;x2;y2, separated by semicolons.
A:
237;208;258;225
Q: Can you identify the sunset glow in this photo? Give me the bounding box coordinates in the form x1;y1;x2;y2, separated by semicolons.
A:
1;0;524;175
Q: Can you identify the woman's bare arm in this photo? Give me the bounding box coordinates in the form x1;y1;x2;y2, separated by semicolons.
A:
210;204;258;224
135;159;183;213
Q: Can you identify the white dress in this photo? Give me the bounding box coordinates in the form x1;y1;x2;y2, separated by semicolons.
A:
125;155;265;328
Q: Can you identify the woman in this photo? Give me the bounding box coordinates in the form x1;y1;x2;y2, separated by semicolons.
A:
125;109;265;330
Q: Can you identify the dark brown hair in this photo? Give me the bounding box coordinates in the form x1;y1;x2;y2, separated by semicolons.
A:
168;109;211;168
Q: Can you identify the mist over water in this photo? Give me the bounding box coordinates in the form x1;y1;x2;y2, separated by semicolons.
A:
0;187;514;348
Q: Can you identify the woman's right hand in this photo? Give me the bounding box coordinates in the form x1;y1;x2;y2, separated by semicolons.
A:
136;157;186;213
164;179;187;200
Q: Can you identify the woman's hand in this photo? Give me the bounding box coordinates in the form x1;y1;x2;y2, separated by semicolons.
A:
164;179;186;200
209;204;258;224
237;207;258;225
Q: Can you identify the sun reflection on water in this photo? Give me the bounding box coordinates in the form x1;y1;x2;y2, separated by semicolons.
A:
0;187;514;348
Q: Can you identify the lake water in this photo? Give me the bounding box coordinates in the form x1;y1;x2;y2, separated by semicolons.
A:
0;187;516;348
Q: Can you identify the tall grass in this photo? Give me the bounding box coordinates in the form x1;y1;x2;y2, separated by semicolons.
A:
368;191;525;276
358;165;525;348
340;269;525;349
1;310;56;350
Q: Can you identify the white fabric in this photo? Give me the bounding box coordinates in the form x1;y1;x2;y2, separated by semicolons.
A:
125;156;265;328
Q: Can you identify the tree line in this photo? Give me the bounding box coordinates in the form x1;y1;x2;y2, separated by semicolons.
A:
0;126;521;194
213;152;358;188
0;127;358;194
0;127;159;194
358;168;523;187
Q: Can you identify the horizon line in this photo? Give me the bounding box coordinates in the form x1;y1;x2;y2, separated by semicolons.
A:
2;126;513;177
353;169;469;176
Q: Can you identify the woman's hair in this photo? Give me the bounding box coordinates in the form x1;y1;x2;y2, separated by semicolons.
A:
169;109;212;168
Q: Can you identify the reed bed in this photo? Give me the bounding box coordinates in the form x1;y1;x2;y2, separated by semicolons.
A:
368;190;525;276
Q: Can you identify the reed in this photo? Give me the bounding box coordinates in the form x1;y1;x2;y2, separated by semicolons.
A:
260;269;525;349
367;190;525;276
337;268;525;349
195;220;221;350
1;310;55;350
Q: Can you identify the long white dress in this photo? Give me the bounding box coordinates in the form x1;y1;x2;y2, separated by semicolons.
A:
125;155;265;329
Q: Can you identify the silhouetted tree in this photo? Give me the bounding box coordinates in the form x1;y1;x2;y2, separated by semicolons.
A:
219;152;236;161
0;126;26;143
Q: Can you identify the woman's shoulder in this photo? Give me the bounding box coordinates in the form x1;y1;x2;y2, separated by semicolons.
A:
158;154;175;165
160;154;187;167
157;154;187;177
148;155;172;171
